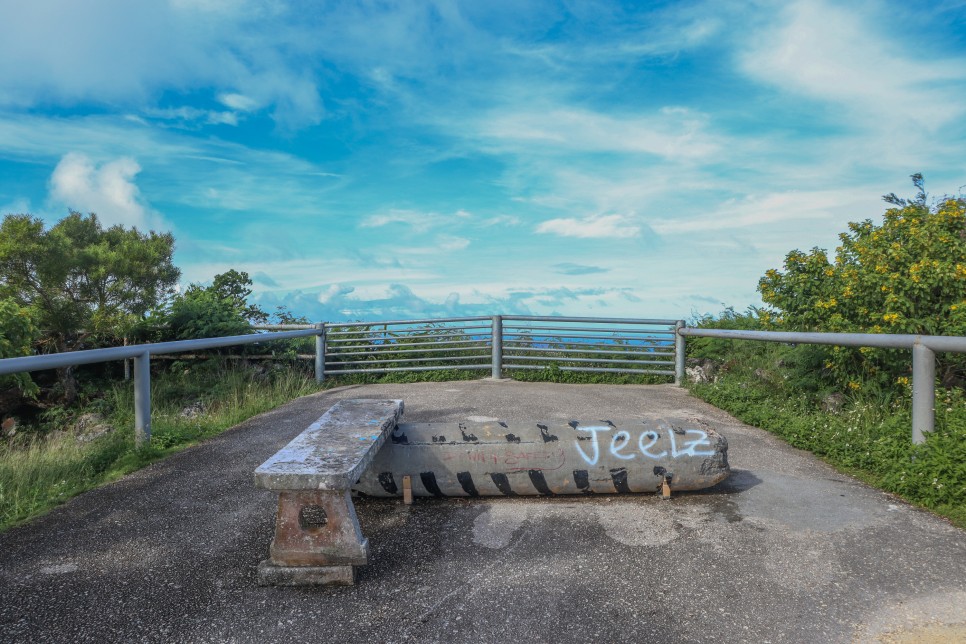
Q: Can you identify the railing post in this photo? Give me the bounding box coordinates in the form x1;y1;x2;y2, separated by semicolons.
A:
133;350;151;448
674;320;686;386
491;315;503;379
912;341;935;444
315;323;326;383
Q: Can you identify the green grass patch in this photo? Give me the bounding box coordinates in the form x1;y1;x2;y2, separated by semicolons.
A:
689;364;966;529
0;362;323;531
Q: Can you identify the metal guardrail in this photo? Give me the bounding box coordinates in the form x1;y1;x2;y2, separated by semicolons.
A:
676;327;966;444
0;328;323;447
317;315;683;380
0;316;685;447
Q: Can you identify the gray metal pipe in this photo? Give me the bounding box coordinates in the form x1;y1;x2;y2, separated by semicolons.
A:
503;315;678;325
912;342;935;444
315;324;325;383
491;315;503;379
0;328;321;376
133;351;151;448
675;321;685;386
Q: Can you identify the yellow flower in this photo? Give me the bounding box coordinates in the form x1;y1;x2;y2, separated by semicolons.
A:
896;377;910;387
882;313;900;324
848;381;861;391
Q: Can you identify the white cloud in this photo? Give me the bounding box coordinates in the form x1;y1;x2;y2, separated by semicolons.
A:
739;0;966;129
218;92;259;111
436;234;470;251
47;152;164;230
536;214;640;239
360;209;443;232
477;107;721;160
0;0;324;129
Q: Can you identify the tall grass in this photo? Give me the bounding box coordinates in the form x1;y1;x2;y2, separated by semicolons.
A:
685;312;966;529
0;363;322;531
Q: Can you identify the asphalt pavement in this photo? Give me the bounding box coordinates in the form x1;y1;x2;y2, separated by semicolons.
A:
1;380;964;643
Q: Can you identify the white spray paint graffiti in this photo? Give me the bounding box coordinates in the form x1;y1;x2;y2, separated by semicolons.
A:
574;424;716;466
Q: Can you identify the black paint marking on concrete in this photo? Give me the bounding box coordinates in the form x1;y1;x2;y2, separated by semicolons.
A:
432;435;447;443
568;420;579;429
377;472;398;494
537;423;559;443
576;435;593;441
505;433;521;443
420;472;446;497
457;472;480;497
391;431;409;445
610;468;631;493
671;425;686;435
573;469;592;493
490;473;518;496
528;470;555;496
602;420;616;428
459;423;478;442
614;433;627;444
498;421;508;428
653;466;667;478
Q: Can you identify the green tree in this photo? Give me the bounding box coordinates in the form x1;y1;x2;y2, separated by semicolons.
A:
0;212;180;401
165;270;267;340
758;176;966;387
0;298;39;398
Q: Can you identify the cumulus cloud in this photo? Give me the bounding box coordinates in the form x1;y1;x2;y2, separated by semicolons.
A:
436;234;470;251
739;0;966;129
0;0;324;130
47;152;165;230
536;214;639;239
553;263;609;275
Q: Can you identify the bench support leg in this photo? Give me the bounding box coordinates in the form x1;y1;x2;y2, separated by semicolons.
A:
257;489;368;586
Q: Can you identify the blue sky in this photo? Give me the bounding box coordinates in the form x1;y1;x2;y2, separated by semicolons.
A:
2;0;965;322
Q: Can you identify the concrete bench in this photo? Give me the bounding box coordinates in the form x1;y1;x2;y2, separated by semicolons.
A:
254;398;404;586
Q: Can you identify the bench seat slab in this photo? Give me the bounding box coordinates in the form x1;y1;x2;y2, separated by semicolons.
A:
255;399;404;586
255;399;404;491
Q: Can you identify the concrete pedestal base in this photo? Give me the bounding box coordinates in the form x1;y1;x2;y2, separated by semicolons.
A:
256;561;355;586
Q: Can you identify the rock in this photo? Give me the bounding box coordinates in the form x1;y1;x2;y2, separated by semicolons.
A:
179;401;207;419
73;412;115;443
685;358;718;383
821;393;847;414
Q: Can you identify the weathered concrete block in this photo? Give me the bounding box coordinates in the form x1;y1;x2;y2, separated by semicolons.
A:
355;417;729;497
254;399;403;586
256;561;355;586
255;399;404;491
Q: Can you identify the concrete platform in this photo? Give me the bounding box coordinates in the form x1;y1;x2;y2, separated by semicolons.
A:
1;381;964;643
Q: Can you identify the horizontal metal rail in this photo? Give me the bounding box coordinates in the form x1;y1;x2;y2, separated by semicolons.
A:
0;315;687;447
503;316;678;325
327;339;489;351
326;354;491;366
501;346;674;357
504;364;674;376
326;316;492;327
326;326;492;338
503;324;675;335
328;345;489;358
324;363;492;375
502;355;674;366
0;327;323;447
676;326;966;444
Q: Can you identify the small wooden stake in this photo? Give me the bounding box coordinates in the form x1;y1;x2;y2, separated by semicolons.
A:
402;475;413;505
661;480;672;500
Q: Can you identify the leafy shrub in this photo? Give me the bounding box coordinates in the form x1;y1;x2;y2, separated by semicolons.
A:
758;175;966;388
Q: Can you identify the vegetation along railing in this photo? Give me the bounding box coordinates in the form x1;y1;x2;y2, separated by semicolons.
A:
0;328;324;447
677;327;966;444
0;316;683;447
